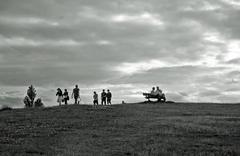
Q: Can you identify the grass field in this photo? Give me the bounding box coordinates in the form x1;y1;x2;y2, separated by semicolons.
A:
0;102;240;156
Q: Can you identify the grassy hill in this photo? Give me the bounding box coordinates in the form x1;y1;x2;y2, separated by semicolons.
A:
0;102;240;156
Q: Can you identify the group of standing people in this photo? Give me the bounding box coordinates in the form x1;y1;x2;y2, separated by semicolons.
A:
56;85;80;106
93;89;112;107
56;85;112;106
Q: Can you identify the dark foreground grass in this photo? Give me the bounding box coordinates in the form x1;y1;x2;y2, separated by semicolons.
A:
0;103;240;156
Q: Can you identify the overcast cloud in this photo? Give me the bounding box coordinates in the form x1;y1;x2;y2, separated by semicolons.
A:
0;0;240;107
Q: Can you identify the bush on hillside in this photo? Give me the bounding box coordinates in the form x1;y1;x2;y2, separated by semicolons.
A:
23;96;31;108
34;98;44;107
0;105;13;112
23;85;44;108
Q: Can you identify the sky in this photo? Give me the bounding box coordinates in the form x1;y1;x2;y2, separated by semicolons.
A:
0;0;240;107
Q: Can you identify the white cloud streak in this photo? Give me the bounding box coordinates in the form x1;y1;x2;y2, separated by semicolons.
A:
0;36;84;47
113;59;203;75
111;12;164;27
0;16;59;26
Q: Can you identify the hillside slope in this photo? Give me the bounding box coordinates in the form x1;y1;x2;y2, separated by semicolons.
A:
0;103;240;156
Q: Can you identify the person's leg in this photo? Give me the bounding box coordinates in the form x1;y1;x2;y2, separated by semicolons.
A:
74;97;77;104
94;100;98;107
60;96;62;106
65;99;67;105
57;97;59;106
101;99;103;105
104;98;106;105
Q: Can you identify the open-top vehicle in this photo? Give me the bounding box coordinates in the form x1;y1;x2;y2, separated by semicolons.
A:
143;93;166;102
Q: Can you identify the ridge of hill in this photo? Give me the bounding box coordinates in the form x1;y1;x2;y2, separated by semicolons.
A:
0;103;240;155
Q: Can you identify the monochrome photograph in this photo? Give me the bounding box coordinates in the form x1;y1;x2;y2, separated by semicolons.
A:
0;0;240;155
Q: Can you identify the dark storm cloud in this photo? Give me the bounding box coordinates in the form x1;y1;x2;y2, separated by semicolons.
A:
0;0;240;105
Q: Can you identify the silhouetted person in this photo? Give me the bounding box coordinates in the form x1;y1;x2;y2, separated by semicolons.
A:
56;88;63;106
156;86;166;102
101;89;107;105
72;85;80;104
93;91;98;107
156;86;163;96
150;87;156;95
106;89;112;105
63;89;69;105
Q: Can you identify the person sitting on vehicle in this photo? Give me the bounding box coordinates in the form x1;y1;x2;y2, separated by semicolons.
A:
150;87;156;95
156;86;163;96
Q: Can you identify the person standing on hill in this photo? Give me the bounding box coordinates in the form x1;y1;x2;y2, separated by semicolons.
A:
72;85;80;104
63;89;69;105
106;89;112;105
56;88;63;106
93;91;98;107
101;89;107;105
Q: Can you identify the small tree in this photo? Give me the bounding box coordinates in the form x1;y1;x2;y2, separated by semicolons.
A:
23;96;31;108
24;85;44;108
27;85;36;107
34;98;44;107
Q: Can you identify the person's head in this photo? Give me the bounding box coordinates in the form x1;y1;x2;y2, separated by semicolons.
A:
75;85;78;88
65;89;67;92
107;89;110;92
103;89;105;92
57;88;60;91
152;87;155;90
94;91;96;94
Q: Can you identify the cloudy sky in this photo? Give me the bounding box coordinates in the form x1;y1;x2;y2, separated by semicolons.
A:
0;0;240;107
